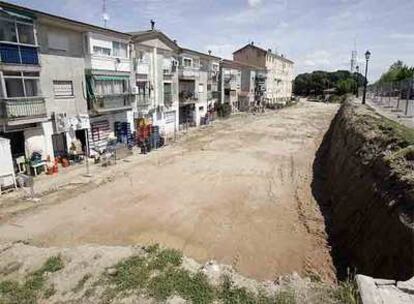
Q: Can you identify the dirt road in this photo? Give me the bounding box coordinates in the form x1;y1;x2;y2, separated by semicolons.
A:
0;102;339;281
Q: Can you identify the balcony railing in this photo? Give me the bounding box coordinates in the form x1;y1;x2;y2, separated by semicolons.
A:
178;68;200;79
0;96;47;121
136;62;149;74
164;92;173;106
0;43;39;65
179;91;198;104
93;93;133;113
136;95;152;107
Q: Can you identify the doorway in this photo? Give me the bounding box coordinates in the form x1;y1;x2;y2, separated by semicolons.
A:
75;129;87;154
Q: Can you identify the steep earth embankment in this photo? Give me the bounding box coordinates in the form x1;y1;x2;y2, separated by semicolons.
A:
314;101;414;280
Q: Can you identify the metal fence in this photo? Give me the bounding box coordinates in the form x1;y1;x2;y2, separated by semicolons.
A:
369;77;414;117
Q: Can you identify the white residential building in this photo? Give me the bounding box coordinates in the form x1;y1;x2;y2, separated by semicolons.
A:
178;48;220;127
84;31;134;152
233;43;294;104
130;30;180;137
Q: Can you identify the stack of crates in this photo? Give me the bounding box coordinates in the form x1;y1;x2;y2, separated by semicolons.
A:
150;125;160;149
114;122;133;146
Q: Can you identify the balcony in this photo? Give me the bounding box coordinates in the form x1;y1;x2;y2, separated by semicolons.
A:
0;96;47;123
164;92;173;107
0;43;39;65
92;93;133;113
179;91;198;105
136;62;150;75
178;67;200;79
136;95;152;107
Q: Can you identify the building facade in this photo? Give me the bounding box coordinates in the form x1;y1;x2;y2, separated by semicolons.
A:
130;30;180;137
0;6;53;168
176;48;219;127
233;43;294;105
84;31;134;152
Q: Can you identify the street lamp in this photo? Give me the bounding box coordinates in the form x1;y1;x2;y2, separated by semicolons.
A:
362;50;371;104
355;65;359;98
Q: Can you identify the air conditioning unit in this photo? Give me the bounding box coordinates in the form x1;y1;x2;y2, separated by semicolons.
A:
132;86;139;94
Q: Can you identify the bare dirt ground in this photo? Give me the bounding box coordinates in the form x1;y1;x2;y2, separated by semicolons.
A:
0;102;339;282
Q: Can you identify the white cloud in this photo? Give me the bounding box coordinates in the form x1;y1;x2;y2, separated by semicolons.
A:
247;0;262;8
389;33;414;40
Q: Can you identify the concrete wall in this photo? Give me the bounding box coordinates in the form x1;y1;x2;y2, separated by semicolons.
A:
37;22;84;57
85;33;131;73
265;56;293;102
233;47;266;68
24;121;54;160
132;39;179;135
39;54;88;117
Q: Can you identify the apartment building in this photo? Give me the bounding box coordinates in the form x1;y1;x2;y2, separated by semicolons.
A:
220;59;266;111
84;31;134;152
233;42;294;105
130;29;179;136
0;5;52;167
220;60;242;112
178;48;220;127
0;1;137;168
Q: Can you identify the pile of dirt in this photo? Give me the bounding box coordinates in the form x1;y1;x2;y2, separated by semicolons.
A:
314;101;414;280
0;242;352;304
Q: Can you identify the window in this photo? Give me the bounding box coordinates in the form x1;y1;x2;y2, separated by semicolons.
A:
183;58;192;67
3;71;40;98
198;84;204;94
113;41;127;58
53;81;74;97
5;78;24;97
24;79;38;96
17;23;35;44
95;79;128;95
212;63;219;72
48;32;69;51
93;46;111;56
0;19;17;42
0;19;35;45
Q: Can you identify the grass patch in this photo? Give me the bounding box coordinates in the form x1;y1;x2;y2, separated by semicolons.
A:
334;278;360;304
0;255;64;304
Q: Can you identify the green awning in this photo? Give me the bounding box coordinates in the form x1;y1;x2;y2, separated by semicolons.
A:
93;75;130;81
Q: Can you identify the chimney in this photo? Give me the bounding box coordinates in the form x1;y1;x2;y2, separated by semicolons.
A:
150;19;155;30
251;41;254;45
281;54;284;58
173;39;177;44
208;50;212;55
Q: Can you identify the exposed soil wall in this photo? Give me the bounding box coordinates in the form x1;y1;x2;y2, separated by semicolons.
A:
315;101;414;280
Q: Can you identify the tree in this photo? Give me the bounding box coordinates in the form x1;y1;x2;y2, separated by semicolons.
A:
377;61;414;84
293;70;365;96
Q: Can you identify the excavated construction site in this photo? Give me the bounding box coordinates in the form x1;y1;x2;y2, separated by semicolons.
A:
0;101;413;303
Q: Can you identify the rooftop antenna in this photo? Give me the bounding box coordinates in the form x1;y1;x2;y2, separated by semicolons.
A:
350;37;357;72
102;0;109;28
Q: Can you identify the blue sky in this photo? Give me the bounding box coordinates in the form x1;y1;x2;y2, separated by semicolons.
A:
6;0;414;81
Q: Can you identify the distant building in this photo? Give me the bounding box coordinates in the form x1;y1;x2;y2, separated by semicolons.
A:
177;48;220;127
233;43;294;105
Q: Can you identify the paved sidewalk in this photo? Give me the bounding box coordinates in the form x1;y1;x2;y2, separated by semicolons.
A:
354;96;414;129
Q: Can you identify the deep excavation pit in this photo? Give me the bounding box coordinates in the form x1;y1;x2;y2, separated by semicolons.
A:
313;101;414;281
